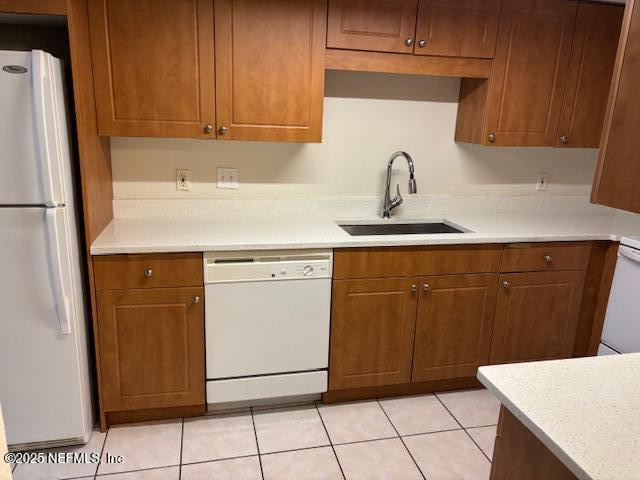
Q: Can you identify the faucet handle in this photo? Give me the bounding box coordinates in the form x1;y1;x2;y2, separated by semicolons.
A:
390;184;403;210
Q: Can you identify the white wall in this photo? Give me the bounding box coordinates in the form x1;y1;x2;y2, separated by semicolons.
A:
111;71;598;200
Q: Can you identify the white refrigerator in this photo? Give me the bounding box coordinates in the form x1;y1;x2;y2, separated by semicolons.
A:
0;50;93;448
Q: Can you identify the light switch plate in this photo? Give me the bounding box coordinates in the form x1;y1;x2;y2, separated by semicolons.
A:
217;168;239;189
176;169;191;191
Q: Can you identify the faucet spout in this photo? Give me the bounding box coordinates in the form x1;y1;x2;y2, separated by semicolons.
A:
381;151;418;218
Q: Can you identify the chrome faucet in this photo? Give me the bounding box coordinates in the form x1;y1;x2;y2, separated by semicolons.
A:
381;151;417;218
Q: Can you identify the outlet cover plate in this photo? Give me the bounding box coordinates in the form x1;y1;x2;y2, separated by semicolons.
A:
536;173;549;192
176;169;191;191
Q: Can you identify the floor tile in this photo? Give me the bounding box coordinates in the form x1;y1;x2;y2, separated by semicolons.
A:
404;429;491;480
182;412;257;463
254;405;329;454
12;429;106;480
334;438;422;480
317;401;396;444
466;426;497;460
97;466;179;479
379;395;460;436
436;389;501;428
181;456;262;480
97;420;182;475
261;446;342;480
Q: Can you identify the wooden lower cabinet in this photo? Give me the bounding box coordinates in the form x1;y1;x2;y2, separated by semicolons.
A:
329;278;418;390
97;287;205;412
412;274;498;382
490;271;586;364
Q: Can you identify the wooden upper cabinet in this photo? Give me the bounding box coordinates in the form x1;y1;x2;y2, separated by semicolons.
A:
412;274;498;383
413;0;501;59
214;0;327;142
327;0;419;54
490;271;585;365
97;287;205;412
87;0;216;138
557;2;624;148
592;0;640;214
329;278;418;390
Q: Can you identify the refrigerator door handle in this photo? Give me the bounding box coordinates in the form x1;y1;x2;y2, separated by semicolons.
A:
45;208;73;335
32;50;64;207
619;245;640;264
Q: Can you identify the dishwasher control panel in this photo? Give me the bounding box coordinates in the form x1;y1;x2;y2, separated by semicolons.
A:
204;249;333;283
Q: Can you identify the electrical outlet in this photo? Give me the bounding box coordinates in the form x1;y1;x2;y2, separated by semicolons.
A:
536;173;549;192
176;169;191;191
217;168;239;189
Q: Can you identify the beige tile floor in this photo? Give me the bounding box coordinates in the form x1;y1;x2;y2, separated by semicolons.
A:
9;389;501;480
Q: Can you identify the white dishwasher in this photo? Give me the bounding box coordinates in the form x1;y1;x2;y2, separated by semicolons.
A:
204;249;332;407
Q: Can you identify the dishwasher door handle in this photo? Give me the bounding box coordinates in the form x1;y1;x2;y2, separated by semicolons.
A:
619;245;640;264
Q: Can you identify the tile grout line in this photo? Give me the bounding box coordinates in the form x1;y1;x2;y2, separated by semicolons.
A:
376;399;427;480
314;401;346;480
95;464;181;477
94;428;109;479
178;417;185;480
249;407;265;480
433;393;493;463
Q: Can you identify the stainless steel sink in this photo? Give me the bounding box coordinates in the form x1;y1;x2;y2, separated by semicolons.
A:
338;222;466;236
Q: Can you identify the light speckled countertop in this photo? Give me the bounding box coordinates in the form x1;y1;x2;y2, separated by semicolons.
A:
90;196;640;255
478;354;640;480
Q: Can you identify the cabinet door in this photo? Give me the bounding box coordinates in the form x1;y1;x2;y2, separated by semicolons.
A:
214;0;327;142
414;0;501;58
483;0;577;146
329;278;418;390
327;0;418;54
556;3;624;148
592;0;640;214
88;0;215;138
490;271;585;365
98;287;205;412
412;274;498;383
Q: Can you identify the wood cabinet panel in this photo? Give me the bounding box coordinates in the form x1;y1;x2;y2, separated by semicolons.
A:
0;0;66;14
97;287;205;412
556;2;624;148
94;253;203;290
501;243;592;273
483;0;578;146
333;245;504;279
329;278;418;389
592;0;640;214
214;0;326;142
88;0;215;138
490;271;585;365
412;274;498;382
327;0;419;54
414;0;501;59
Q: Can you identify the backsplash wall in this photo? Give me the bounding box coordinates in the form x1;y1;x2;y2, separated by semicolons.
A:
111;71;599;200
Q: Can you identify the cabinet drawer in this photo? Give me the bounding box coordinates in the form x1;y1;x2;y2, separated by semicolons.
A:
501;243;591;273
94;253;203;290
333;245;503;279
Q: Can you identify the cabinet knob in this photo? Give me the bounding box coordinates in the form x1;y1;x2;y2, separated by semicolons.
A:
218;125;228;135
418;40;427;48
192;296;201;304
502;281;511;289
423;283;430;293
405;38;414;47
411;284;417;292
143;268;153;278
488;133;497;143
204;124;214;134
544;255;553;264
560;135;569;145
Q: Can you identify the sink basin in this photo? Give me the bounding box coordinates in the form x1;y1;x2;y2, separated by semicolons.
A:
338;221;466;236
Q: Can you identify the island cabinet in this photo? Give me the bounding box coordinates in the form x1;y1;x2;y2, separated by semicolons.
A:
455;0;623;147
93;253;205;427
592;0;640;214
87;0;326;142
327;0;501;58
326;242;607;403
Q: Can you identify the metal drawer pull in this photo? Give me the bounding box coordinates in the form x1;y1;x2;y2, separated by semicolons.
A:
544;255;553;264
502;281;511;289
405;38;414;46
411;284;417;292
423;283;430;293
143;268;153;277
192;296;201;304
